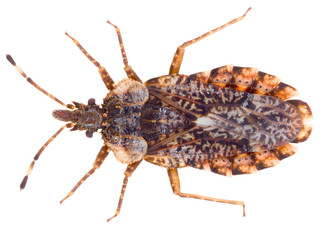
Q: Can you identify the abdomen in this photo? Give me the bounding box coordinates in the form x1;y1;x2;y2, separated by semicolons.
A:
140;71;311;176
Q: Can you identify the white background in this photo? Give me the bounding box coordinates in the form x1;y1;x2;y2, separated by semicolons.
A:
1;0;324;239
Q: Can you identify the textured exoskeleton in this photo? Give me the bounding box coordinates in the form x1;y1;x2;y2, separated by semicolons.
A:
8;8;312;221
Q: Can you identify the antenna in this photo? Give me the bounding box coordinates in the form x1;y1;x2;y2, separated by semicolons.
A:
6;54;74;189
6;54;74;109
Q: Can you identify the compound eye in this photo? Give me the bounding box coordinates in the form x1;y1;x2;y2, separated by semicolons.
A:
86;130;93;138
88;98;96;105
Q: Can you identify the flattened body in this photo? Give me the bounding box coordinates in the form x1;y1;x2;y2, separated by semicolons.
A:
141;72;305;175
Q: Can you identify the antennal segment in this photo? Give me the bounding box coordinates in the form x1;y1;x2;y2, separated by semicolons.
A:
20;123;73;190
6;54;74;109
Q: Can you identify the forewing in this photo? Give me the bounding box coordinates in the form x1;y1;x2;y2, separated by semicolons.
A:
143;75;303;172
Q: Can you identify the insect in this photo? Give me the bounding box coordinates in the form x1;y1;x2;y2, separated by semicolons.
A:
7;7;312;221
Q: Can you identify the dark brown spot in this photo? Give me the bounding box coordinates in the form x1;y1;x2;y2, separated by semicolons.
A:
88;98;96;105
6;54;16;66
20;176;28;190
86;130;93;138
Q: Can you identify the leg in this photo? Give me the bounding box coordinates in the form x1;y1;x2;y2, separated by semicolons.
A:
167;168;246;216
60;144;110;203
65;32;116;91
107;20;142;83
169;7;252;74
107;160;142;222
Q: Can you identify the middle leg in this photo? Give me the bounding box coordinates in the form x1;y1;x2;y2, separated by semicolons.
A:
107;20;142;83
60;144;110;203
65;32;116;91
107;160;142;222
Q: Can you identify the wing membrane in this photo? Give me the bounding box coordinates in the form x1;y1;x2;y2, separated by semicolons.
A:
142;74;303;173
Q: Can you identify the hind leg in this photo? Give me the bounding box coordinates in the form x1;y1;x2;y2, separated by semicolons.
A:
167;168;245;216
169;8;251;75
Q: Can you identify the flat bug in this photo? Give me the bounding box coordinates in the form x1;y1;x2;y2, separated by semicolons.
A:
7;7;312;222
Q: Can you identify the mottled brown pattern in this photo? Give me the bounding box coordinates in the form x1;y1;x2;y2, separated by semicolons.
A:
272;143;298;161
101;79;149;163
286;100;313;143
8;7;313;220
190;65;299;100
177;147;292;176
142;74;310;175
